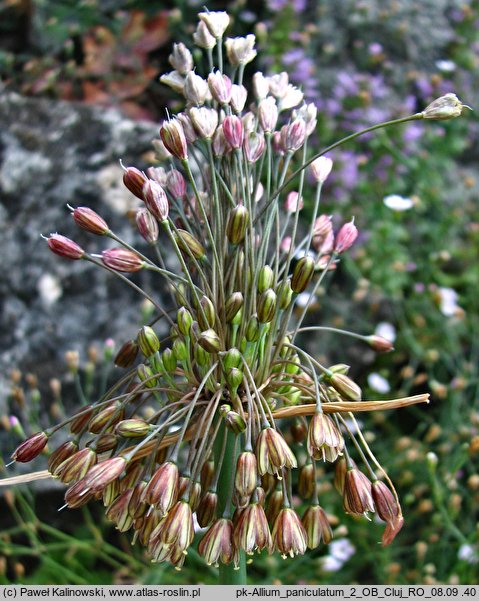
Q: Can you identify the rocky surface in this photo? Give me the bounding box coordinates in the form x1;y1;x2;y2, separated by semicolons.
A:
0;92;167;425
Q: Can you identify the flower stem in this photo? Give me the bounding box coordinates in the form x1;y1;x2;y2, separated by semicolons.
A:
215;425;247;584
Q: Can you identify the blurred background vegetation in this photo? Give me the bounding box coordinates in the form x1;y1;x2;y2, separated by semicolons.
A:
1;0;478;586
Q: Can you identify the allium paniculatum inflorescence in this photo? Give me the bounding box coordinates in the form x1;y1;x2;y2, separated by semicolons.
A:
12;11;468;569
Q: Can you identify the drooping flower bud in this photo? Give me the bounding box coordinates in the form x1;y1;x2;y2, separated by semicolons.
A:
234;503;272;554
291;256;315;293
198;518;236;566
114;339;139;368
223;115;244;149
142;180;169;223
168;42;193;75
90;433;118;454
47;234;84;260
72;207;109;235
198;329;222;353
226;205;249;245
272;508;308;559
102;249;144;273
115;418;150;438
225;35;257;66
366;335;394;353
189;107;219;140
166;169;186;200
329;373;362;401
310;156;333;183
122;166;147;199
175;229;206;260
422;93;468;120
159;71;185;95
198;11;230;38
307;412;345;462
255;427;297;476
196;491;218;528
105;488;134;532
136;208;159;244
137;326;160;357
143;462;179;515
160;119;188;160
12;432;48;463
222;407;246;434
334;220;358;254
64;479;94;508
235;451;257;497
343;468;375;515
160;500;195;552
83;457;127;493
230;84;248;113
302;505;333;548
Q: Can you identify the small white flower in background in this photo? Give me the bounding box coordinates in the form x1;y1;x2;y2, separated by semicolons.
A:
342;417;363;433
435;59;456;72
37;273;62;306
383;194;414;211
375;322;396;343
295;292;312;308
368;373;391;394
438;287;460;316
458;544;479;564
322;538;356;572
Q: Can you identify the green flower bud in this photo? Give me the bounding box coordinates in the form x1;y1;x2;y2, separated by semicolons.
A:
225;292;244;323
137;326;160;357
172;338;188;361
162;348;177;373
194;343;209;366
226;367;243;391
198;295;216;330
175;229;206;260
284;386;302;406
223;347;242;369
177;307;193;336
329;363;350;375
257;288;277;323
175;283;188;306
226;205;249;245
137;364;158;388
291;256;315;293
279;336;291;358
277;279;293;310
285;353;301;375
258;265;274;293
115;418;151;438
329;373;362;401
198;328;222;353
231;306;243;326
246;314;260;342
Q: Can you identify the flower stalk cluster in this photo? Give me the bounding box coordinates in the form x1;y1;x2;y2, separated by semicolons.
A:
11;10;465;576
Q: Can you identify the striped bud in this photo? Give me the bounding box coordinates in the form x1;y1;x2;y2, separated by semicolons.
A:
257;288;277;323
102;249;144;273
83;457;127;493
106;489;134;532
162;348;177;373
160;119;188;160
329;373;362;401
343;468;374;515
226;367;243;393
136;208;159;244
272;507;307;558
197;491;218;528
115;419;150;438
226;206;249;245
137;364;158;388
47;234;84;260
302;505;333;548
366;335;394;353
298;463;315;499
174;229;206;260
89;433;118;453
291;256;315;293
172;338;187;361
334;220;358;254
12;432;48;463
177;307;193;336
69;405;94;434
258;265;274;294
72;207;109;235
137;326;160;357
245;314;260;342
225;292;243;323
224;347;242;369
143;462;179;514
54;448;97;483
198;329;221;353
223;115;244;149
223;408;246;434
48;441;78;474
114;340;139;368
142;180;169;223
88;402;124;434
235;451;257;497
197;296;216;330
122;166;147;199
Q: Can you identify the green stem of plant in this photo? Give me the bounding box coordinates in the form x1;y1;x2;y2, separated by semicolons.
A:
214;425;247;584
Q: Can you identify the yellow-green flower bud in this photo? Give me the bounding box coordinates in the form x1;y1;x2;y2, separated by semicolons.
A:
329;363;350;375
162;348;177;373
329;373;362;401
177;307;193;336
225;292;244;323
137;364;158;388
258;265;274;293
291;256;315;293
174;229;206;260
198;295;216;330
115;418;151;438
137;326;160;357
226;205;249;245
194;343;210;366
245;314;260;342
226;367;243;391
172;338;188;361
257;288;277;323
223;347;242;369
277;278;293;310
284;386;302;406
285;353;301;375
198;328;222;353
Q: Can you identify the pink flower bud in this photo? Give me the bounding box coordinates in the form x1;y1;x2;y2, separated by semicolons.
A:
258;97;278;132
284;191;303;213
310;156;334;183
166;169;186;199
47;234;85;260
334;220;359;254
142;180;169;223
160;119;188;160
212;126;230;157
244;132;265;163
83;457;127;493
208;71;232;104
280;119;306;152
12;432;48;462
223;115;244;149
280;236;292;253
72;207;109;235
136;208;159;244
146;166;167;186
230;84;247;113
102;248;144;272
122;166;147;199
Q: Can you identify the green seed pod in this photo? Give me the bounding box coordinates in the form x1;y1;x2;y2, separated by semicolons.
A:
115;418;151;438
137;364;158;388
198;329;221;353
194;342;210;366
257;288;277;323
137;326;160;357
197;295;216;330
286;353;301;375
177;307;193;336
223;347;242;369
162;348;177;373
172;338;188;361
258;265;274;293
174;229;206;260
291;256;315;293
226;205;249;245
277;279;293;310
226;367;243;391
245;314;260;342
225;292;244;323
175;283;188;306
284;386;302;406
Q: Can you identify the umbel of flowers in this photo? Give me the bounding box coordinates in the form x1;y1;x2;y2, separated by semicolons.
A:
11;10;466;578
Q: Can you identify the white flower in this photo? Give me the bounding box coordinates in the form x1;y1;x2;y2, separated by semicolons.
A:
383;194;414;211
438;287;460;316
458;544;479;564
322;538;356;572
435;60;456;72
375;322;396;343
368;373;391;394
